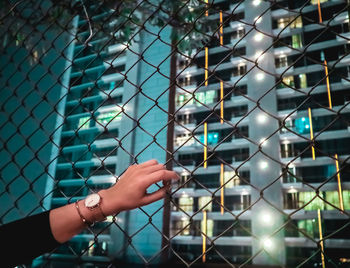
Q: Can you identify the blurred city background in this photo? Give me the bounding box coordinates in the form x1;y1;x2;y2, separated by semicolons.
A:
0;0;350;267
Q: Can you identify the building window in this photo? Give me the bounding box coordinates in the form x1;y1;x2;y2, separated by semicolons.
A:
276;55;288;68
175;132;195;147
292;34;303;48
294;116;311;134
179;196;193;212
297;219;319;238
311;0;327;4
97;109;122;126
299;74;307;88
231;27;245;40
176;93;194;106
198;132;219;146
198;196;212;212
78;116;91;130
195;90;217;106
201;218;214;237
178;76;194;87
223;171;241;188
277;16;303;29
278;75;295;89
173;219;191;236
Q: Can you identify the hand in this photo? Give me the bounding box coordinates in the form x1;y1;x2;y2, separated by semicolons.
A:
99;159;180;216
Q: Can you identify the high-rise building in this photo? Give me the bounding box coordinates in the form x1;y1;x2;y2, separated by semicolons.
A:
171;0;350;266
12;0;347;267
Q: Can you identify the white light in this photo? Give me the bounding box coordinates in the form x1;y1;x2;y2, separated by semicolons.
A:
257;114;267;124
261;237;274;250
260;138;268;147
256;72;265;81
255;50;265;61
305;125;310;129
181;217;187;221
259;161;268;170
254;16;262;24
254;33;263;42
260;212;272;225
252;0;261;6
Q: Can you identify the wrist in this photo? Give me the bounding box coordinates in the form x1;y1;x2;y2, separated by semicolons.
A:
98;189;121;216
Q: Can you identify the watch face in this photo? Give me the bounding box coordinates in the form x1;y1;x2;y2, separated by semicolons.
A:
85;193;101;208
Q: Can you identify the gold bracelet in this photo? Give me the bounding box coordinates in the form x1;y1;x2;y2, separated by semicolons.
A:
75;200;93;226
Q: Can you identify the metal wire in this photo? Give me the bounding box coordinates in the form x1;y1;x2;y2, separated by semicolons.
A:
1;0;350;267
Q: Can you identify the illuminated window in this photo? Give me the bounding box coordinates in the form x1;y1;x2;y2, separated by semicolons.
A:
195;90;216;106
223;171;240;188
178;76;194;87
300;192;324;211
298;219;319;238
281;118;294;133
78;116;90;129
198;132;219;145
198;196;212;212
276;55;288;68
299;74;307;88
231;27;245;40
201;218;213;237
282;75;295;88
283;166;298;183
179;196;193;212
292;34;303;48
277;16;302;29
295;117;310;134
176;93;194;106
97;109;122;126
174;219;190;236
175;133;195;147
311;0;327;4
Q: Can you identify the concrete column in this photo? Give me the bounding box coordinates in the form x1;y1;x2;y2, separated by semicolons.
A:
245;1;285;265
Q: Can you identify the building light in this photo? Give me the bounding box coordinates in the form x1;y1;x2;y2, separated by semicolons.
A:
260;211;272;225
252;0;261;6
256;72;265;80
257;114;267;124
259;161;268;170
261;237;274;250
255;50;265;61
254;16;262;24
259;137;268;147
254;33;263;42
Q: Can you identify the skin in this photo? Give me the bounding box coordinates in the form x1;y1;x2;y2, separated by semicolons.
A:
49;159;180;243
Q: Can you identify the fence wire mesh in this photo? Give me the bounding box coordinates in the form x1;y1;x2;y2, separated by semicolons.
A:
1;0;350;267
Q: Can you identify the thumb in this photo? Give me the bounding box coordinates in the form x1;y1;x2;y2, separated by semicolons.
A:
141;186;168;206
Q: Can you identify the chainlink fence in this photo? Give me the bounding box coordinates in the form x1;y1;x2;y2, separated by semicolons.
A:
1;0;350;267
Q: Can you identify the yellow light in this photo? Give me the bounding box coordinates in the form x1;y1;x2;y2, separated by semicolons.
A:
324;60;333;109
317;0;323;23
202;210;207;262
219;11;224;46
204;122;207;168
205;0;209;16
254;33;263;42
308;108;316;160
220;81;224;124
317;209;326;268
205;47;208;86
334;154;344;211
220;163;224;215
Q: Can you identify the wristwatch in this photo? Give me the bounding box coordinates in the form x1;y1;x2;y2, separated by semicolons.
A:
84;192;107;223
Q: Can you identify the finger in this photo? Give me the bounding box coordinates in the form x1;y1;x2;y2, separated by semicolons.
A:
141;186;167;205
139;159;158;168
145;169;180;186
143;163;166;175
